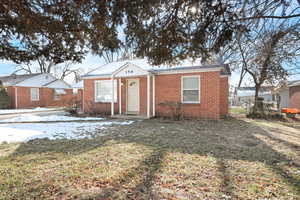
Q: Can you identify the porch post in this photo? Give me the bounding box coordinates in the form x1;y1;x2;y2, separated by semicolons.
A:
119;78;122;114
152;75;155;117
147;74;150;118
111;76;115;116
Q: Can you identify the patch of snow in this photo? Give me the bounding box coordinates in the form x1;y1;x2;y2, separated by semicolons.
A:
0;107;60;115
0;120;134;143
0;114;103;123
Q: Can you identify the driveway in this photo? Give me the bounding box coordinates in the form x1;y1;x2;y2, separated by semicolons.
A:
0;108;66;120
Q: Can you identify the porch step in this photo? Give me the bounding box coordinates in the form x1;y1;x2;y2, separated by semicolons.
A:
111;114;150;119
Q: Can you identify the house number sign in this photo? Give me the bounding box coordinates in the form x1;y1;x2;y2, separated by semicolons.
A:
125;69;134;75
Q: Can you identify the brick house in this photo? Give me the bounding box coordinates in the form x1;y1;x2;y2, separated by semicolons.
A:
0;73;74;109
82;59;231;119
276;80;300;110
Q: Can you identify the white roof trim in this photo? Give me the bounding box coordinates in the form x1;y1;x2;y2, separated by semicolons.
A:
83;67;222;79
83;75;112;79
220;74;229;78
289;81;300;87
153;67;221;75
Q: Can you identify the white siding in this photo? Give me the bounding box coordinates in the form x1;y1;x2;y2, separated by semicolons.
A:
279;89;289;108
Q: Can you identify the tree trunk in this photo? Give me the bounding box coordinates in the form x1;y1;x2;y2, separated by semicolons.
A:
253;84;261;113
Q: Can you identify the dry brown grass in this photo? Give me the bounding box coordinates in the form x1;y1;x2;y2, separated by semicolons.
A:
0;117;299;199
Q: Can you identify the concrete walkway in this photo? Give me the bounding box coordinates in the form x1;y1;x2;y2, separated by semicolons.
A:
0;109;67;120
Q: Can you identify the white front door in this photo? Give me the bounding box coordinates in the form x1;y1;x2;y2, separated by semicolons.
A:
127;79;139;113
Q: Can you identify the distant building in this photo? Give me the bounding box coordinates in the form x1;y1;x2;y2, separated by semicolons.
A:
233;86;275;107
275;80;300;110
0;73;74;109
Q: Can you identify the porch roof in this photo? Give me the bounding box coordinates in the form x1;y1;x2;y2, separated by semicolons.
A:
82;58;230;79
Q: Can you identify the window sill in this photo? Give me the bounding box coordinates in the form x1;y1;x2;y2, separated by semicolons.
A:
182;102;200;104
95;101;117;103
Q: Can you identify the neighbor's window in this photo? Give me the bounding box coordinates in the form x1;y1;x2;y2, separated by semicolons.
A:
53;93;60;100
73;88;78;95
30;88;39;101
182;76;200;103
53;89;66;100
95;80;117;102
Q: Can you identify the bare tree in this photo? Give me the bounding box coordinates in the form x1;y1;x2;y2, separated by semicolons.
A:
235;23;300;112
53;63;83;81
14;60;83;82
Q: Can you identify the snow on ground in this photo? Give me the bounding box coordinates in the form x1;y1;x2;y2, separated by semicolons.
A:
0;120;134;143
0;114;103;123
0;107;60;115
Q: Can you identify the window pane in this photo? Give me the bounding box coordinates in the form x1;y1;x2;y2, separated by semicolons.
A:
31;88;39;101
183;90;199;102
183;77;199;89
95;80;117;102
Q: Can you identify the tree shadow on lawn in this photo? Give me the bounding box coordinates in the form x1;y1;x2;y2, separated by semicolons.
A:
7;118;300;199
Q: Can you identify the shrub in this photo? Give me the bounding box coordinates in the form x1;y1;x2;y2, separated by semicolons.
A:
158;101;183;120
0;86;10;109
65;96;82;115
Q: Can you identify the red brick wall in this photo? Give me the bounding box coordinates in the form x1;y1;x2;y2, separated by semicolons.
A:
10;87;73;109
83;71;226;119
42;88;74;107
83;78;119;114
289;85;300;110
16;87;44;108
155;71;221;119
220;76;229;116
7;86;16;108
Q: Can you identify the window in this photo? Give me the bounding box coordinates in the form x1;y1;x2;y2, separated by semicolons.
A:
53;89;66;100
95;80;117;102
73;88;78;95
30;88;39;101
54;93;60;100
182;76;200;103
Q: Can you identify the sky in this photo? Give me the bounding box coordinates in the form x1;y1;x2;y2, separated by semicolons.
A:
0;53;104;84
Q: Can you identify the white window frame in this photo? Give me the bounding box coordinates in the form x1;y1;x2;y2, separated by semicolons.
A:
73;88;78;95
181;75;200;104
30;88;39;101
94;80;117;103
53;93;60;101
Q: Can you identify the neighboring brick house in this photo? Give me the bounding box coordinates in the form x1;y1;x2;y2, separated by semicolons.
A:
0;73;74;109
82;59;230;119
276;80;300;110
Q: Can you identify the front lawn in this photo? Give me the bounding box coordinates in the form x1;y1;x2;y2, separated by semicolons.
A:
0;118;299;199
229;106;247;115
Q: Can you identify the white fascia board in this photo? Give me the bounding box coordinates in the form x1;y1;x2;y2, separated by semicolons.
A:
82;66;223;78
153;67;221;75
82;75;112;79
220;75;230;78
